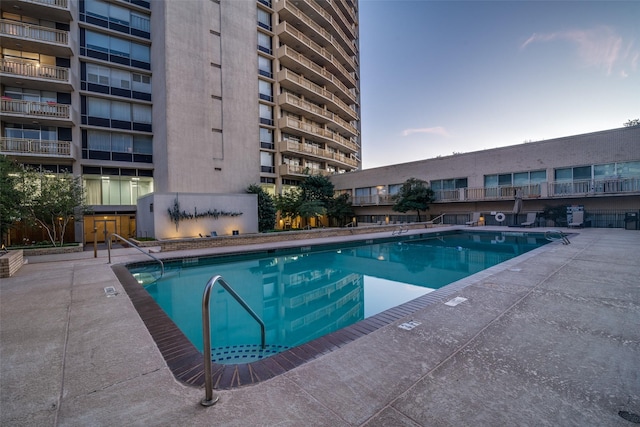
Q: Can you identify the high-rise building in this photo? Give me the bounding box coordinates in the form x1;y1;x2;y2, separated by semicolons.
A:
0;0;361;242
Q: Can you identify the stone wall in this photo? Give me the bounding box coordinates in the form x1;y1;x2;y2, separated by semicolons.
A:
0;250;24;278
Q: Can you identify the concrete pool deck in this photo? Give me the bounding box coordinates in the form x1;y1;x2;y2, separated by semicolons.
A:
1;227;639;426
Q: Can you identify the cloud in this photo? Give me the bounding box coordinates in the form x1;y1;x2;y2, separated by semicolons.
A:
401;127;450;137
521;26;638;76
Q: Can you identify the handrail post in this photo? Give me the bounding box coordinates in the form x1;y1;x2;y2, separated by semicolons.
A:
201;279;220;407
200;275;266;407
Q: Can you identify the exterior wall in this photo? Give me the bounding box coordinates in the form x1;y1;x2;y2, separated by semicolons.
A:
152;0;259;194
330;127;640;224
136;192;258;240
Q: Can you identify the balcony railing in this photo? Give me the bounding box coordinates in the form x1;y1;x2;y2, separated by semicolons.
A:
348;179;640;206
0;137;72;157
278;69;358;120
279;116;359;154
279;163;332;177
1;19;69;45
279;92;358;137
1;98;70;119
21;0;68;8
1;57;69;82
276;0;357;69
279;139;358;167
549;178;640;196
277;23;357;87
277;45;356;101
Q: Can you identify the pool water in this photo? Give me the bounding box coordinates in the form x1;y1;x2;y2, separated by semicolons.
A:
129;231;549;363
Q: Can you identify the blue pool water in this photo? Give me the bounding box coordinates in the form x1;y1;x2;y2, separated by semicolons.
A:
128;231;549;363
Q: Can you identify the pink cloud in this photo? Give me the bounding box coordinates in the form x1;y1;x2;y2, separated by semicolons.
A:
521;26;638;76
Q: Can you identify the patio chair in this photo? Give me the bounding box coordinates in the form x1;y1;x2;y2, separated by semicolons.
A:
520;212;537;227
568;211;584;228
466;212;481;226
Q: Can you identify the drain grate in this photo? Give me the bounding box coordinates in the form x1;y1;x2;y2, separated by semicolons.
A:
619;411;640;424
211;344;290;363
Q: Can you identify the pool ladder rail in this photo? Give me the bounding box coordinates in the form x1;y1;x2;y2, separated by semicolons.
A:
201;275;266;407
107;233;165;278
544;230;571;245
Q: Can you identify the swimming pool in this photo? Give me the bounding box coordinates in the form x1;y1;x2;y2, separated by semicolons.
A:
125;230;550;370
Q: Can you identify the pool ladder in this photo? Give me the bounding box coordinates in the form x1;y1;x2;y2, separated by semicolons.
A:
201;275;266;407
107;233;164;277
544;230;571;245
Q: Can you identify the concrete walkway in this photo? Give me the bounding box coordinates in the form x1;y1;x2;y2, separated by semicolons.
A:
1;227;639;426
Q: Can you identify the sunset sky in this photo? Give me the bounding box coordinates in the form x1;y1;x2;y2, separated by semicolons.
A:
358;1;640;168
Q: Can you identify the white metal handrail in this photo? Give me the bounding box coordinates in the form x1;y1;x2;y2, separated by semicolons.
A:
201;275;266;406
107;233;164;276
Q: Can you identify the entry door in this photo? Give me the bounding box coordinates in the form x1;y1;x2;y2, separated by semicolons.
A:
94;219;117;243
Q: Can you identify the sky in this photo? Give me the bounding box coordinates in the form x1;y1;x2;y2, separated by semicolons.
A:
357;0;640;168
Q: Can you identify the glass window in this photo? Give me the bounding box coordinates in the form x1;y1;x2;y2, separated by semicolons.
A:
132;104;151;123
530;170;546;183
498;174;512;186
87;97;110;118
260;151;273;167
388;184;402;195
87;130;111;151
257;32;271;53
132;73;151;93
85;0;109;19
484;175;498;187
455;178;468;188
259;79;272;101
259;104;272;123
111;68;130;89
554;168;572;181
131;42;150;63
131;13;150;32
617;161;640;178
133;135;152;154
594;163;615;178
109;4;130;25
111;100;131;121
86;30;109;52
257;8;271;30
258;55;272;77
87;63;110;85
513;172;529;186
111;133;132;152
110;37;130;57
573;166;591;180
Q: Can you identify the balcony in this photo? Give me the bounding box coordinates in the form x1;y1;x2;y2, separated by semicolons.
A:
0;57;71;91
279;92;358;137
0;137;72;158
278;163;332;177
276;0;357;71
279;139;358;168
279;0;357;56
351;194;394;206
276;22;357;87
548;178;640;197
1;0;72;22
278;69;358;121
1;98;71;124
278;116;359;155
0;19;72;57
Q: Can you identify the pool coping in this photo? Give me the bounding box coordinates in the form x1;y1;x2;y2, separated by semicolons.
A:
113;229;560;390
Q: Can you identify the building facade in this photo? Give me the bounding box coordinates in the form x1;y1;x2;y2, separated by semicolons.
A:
1;0;361;242
330;127;640;228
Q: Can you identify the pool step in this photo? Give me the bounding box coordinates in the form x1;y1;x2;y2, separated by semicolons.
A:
211;344;289;364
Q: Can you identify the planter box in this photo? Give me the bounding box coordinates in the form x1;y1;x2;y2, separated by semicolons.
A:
0;250;24;278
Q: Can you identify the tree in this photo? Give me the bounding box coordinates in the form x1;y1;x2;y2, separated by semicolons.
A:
624;119;639;127
275;187;302;227
23;171;91;246
325;193;354;227
391;178;435;222
299;174;334;202
247;184;276;232
0;156;26;244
